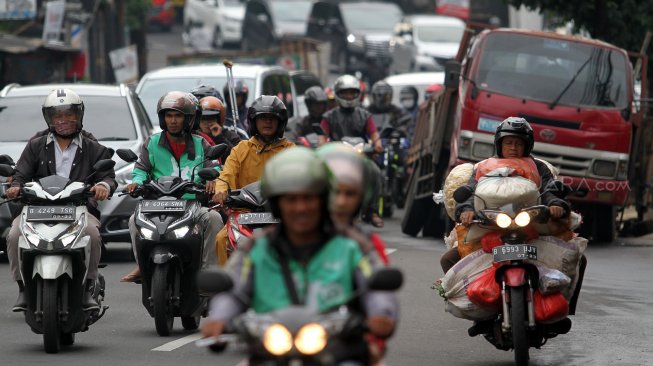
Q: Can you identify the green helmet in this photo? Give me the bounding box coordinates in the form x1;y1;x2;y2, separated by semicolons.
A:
261;147;334;202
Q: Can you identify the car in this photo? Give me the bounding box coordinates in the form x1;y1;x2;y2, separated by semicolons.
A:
306;0;403;83
390;15;465;74
383;72;445;105
0;83;155;247
289;70;322;117
183;0;245;49
240;0;314;51
148;0;176;32
135;63;299;123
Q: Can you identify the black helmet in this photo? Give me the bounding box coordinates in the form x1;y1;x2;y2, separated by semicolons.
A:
223;80;249;107
399;86;418;109
494;117;535;157
304;86;328;119
247;95;288;139
371;80;393;110
190;84;225;103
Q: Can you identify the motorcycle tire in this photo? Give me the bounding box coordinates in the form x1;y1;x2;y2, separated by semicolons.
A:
510;286;530;366
42;279;61;353
181;315;201;330
61;332;75;346
152;263;175;336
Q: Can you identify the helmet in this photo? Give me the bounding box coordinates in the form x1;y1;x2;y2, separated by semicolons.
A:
494;117;535;157
156;91;197;132
424;83;444;101
371;80;393;110
199;96;226;126
186;92;202;130
247;95;288;139
333;74;361;109
223;80;249;107
42;88;85;138
304;86;328;119
399;86;418;109
261;147;334;217
324;86;336;101
190;84;225;103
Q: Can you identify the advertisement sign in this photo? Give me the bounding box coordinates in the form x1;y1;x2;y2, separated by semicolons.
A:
42;0;66;44
0;0;36;19
109;45;139;84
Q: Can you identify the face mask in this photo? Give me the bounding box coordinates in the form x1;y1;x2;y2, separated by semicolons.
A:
401;98;416;110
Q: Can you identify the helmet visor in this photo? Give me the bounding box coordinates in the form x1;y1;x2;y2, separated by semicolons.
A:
45;105;82;136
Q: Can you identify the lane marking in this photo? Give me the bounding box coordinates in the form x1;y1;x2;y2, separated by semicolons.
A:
385;248;397;255
152;332;203;351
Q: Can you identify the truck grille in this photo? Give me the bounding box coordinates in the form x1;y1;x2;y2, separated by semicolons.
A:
364;39;390;59
531;150;591;177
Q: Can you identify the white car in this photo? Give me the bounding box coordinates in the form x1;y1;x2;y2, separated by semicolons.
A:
183;0;245;50
390;15;465;74
384;72;445;105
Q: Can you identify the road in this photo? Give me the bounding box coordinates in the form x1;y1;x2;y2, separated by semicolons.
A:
0;210;651;365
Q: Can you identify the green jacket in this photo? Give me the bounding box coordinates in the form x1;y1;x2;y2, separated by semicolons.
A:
132;132;218;198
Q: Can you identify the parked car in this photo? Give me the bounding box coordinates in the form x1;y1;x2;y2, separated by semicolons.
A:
0;83;155;247
148;0;176;32
135;63;299;122
306;1;403;83
290;70;322;117
240;0;314;51
384;72;445;105
390;15;465;74
183;0;245;49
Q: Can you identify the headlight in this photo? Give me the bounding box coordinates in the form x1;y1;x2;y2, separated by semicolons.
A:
263;323;293;356
295;323;328;355
59;214;85;246
495;213;512;228
23;223;42;245
173;226;189;239
140;227;154;240
115;163;135;186
514;211;531;227
347;34;364;51
616;159;629;180
592;160;616;177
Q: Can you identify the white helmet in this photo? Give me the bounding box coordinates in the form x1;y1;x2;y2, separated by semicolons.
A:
334;74;361;109
42;88;85;136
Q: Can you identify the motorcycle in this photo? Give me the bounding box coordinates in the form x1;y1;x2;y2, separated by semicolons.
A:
115;144;224;336
196;267;404;366
379;126;408;213
452;181;573;366
0;159;114;353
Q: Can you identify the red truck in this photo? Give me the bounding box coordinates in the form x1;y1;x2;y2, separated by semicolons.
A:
403;27;650;242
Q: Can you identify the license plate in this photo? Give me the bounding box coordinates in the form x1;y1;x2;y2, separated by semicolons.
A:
238;212;279;225
492;245;538;262
26;206;76;222
140;200;186;213
478;117;502;133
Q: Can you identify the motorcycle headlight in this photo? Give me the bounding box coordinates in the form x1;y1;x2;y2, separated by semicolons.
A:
263;323;293;356
140;227;154;240
295;323;327;355
495;213;512;228
115;163;135;187
22;223;42;245
514;211;531;227
173;226;190;239
59;214;85;247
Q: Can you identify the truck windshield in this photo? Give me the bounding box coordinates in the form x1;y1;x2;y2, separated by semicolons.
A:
475;32;629;109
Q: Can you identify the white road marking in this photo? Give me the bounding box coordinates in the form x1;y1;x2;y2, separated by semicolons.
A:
385;248;397;255
152;333;203;351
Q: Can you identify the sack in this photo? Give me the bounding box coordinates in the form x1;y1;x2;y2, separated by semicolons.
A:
533;290;569;323
441;249;496;320
527;236;582;280
453;224;483;258
480;231;504;253
538;266;571;295
443;163;475;220
474;175;540;211
475;157;541;187
467;267;501;311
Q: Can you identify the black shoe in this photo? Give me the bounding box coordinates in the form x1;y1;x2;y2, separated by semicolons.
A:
12;289;27;312
468;320;493;337
82;280;100;312
547;317;572;335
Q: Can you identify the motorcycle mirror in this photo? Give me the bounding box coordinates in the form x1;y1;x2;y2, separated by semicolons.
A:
368;267;404;291
0;154;15;166
116;149;138;163
0;164;16;177
206;144;229;160
197;269;234;294
453;185;474;203
93;159;116;172
198;168;219;181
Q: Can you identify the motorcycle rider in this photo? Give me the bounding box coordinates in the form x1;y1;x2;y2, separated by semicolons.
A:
212;95;295;265
285;86;328;143
223;80;249;131
201;148;398;363
197;96;242;157
399;86;420;145
318;74;385;228
366;80;411;134
190;84;225;103
120;91;224;282
6;88;116;312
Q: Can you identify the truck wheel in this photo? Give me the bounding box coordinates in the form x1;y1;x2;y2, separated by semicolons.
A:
593;205;616;243
402;196;431;237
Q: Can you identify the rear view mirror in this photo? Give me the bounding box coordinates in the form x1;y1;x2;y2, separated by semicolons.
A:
453;185;474;203
444;61;461;89
0;154;15;166
198;168;219;181
206;144;228;160
368;268;404;291
116;149;139;163
197;269;234;294
92;159;116;172
0;164;16;177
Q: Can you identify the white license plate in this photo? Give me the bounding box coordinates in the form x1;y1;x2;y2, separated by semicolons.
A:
492;244;538;262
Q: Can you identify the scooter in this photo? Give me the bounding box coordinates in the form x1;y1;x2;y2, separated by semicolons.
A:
116;145;223;336
196;267;403;366
0;159;114;353
453;181;573;366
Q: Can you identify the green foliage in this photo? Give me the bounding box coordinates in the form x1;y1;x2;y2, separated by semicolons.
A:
125;0;150;29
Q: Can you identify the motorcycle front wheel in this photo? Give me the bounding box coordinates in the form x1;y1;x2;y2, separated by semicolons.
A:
510;286;529;366
152;263;175;336
42;279;61;353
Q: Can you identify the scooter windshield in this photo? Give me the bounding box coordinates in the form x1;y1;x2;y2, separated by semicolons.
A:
38;175;72;196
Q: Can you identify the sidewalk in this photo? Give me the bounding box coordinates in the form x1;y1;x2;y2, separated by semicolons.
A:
615;233;653;247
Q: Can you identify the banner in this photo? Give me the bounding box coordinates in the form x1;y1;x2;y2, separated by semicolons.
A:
42;0;66;44
0;0;37;19
109;45;139;84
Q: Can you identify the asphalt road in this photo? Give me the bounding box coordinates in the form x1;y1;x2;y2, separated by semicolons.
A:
0;210;651;365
